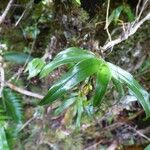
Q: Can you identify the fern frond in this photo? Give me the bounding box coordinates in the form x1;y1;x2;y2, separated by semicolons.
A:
3;88;23;123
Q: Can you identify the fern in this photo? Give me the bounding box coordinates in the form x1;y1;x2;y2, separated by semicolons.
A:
0;88;24;149
3;88;23;123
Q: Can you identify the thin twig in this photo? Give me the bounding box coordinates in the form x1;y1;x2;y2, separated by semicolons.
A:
136;130;150;141
129;126;150;142
19;116;35;131
136;0;149;22
0;0;14;25
102;12;150;51
84;140;103;150
136;0;142;17
6;82;44;99
15;0;34;26
105;0;112;42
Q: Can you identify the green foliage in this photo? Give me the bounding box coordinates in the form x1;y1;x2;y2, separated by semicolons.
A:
93;64;111;106
39;57;103;105
25;58;45;79
75;0;81;5
24;25;40;40
145;144;150;150
40;47;95;78
54;97;77;115
0;88;23;149
107;4;135;27
26;47;150;121
3;52;33;64
107;5;123;27
3;88;23;123
75;96;84;127
107;62;150;119
0;125;9;150
122;5;135;21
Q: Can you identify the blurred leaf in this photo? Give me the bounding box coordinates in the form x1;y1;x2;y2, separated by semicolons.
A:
39;58;102;105
75;0;81;5
3;52;33;64
40;47;95;78
145;144;150;150
123;5;135;21
25;58;45;79
106;5;123;28
112;78;125;98
108;62;150;119
76;97;84;127
3;88;23;123
0;125;9;150
93;64;111;106
54;97;77;115
0;110;9;121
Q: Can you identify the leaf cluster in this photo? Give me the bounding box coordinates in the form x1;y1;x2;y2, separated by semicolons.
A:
26;47;150;126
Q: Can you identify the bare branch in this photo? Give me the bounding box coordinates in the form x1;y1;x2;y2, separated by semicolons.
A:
0;0;14;25
105;0;112;42
6;82;44;99
15;0;34;26
136;0;142;17
136;0;149;22
102;12;150;51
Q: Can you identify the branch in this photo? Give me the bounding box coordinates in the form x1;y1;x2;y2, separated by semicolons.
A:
102;12;150;51
0;0;14;25
6;82;44;99
0;66;43;99
0;64;5;97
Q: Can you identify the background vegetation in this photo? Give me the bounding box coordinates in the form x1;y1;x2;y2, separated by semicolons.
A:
0;0;150;149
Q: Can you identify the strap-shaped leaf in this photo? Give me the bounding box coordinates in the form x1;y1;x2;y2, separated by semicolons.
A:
0;125;9;150
76;97;84;127
123;5;135;21
3;52;33;64
106;5;123;28
39;58;102;105
93;64;111;106
40;47;95;78
54;97;77;115
112;78;125;98
107;62;150;119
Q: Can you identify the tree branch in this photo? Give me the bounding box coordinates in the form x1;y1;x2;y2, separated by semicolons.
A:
6;82;44;99
0;0;14;25
102;12;150;51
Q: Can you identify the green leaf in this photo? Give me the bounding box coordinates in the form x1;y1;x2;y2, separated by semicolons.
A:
0;125;9;150
93;64;111;106
123;5;135;21
107;5;123;28
75;0;81;5
112;78;125;98
144;144;150;150
0;111;9;121
3;88;23;123
76;97;84;127
39;58;102;105
108;62;150;119
25;58;45;79
40;47;95;78
3;52;33;64
54;97;77;115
